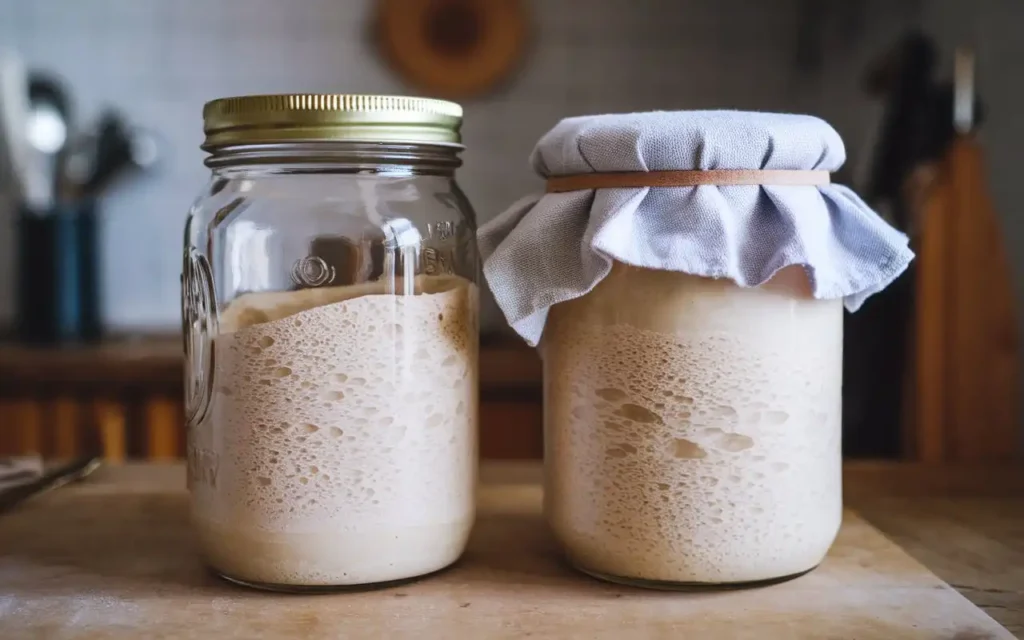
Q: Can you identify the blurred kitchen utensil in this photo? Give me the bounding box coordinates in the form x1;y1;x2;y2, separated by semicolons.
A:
24;72;72;210
13;70;99;344
87;110;157;196
842;31;938;459
0;454;101;515
64;109;159;199
12;70;157;344
0;456;44;493
61;128;97;192
952;47;975;135
0;49;30;204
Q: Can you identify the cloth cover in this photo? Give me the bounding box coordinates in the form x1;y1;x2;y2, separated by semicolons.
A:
478;110;914;346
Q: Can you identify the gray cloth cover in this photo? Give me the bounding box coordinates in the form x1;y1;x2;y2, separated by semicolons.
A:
478;110;913;346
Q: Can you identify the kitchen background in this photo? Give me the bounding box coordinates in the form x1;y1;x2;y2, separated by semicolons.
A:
0;0;1020;331
0;0;1021;460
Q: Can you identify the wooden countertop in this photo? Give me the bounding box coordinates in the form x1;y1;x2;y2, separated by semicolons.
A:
486;462;1024;633
0;461;1020;638
842;463;1024;636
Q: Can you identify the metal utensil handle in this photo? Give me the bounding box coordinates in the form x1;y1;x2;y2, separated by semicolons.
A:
0;455;101;515
953;46;975;134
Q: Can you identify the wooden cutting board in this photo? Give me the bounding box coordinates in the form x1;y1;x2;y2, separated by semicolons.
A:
0;467;1013;639
912;135;1019;463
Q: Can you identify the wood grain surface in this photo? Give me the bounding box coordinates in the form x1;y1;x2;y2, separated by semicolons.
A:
0;464;1014;639
845;467;1024;638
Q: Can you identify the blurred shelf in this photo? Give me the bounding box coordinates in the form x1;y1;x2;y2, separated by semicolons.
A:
0;336;540;392
0;336;543;460
0;337;182;390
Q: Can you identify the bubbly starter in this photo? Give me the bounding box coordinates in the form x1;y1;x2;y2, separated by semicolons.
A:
188;276;478;587
543;264;843;585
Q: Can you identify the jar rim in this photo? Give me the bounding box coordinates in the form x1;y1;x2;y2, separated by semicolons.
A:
202;94;463;149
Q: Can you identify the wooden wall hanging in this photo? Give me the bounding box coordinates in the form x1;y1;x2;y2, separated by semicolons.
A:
376;0;528;98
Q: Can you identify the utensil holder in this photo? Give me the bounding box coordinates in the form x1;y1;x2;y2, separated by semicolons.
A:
15;200;100;344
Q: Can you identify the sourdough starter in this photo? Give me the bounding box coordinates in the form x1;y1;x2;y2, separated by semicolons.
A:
543;263;842;585
188;275;478;587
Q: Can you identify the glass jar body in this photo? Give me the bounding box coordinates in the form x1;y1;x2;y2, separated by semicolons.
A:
542;262;842;588
182;143;479;590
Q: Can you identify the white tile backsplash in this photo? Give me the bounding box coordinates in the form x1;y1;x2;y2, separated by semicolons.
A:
0;0;1020;336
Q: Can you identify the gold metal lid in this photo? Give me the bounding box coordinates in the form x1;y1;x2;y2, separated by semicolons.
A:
202;94;463;149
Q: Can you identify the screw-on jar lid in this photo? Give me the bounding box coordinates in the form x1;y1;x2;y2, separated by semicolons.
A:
202;94;463;149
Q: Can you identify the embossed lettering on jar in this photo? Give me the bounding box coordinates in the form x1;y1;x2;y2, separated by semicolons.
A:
182;95;480;591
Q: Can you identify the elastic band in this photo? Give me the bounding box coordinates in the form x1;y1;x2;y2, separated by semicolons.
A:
546;169;830;193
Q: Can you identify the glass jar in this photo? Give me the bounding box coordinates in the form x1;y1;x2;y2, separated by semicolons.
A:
542;261;842;588
181;95;479;591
